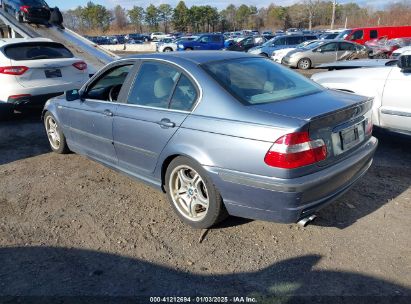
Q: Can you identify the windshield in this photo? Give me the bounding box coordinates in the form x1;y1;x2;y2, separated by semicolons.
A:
302;41;325;50
262;38;275;47
336;30;352;40
202;58;323;105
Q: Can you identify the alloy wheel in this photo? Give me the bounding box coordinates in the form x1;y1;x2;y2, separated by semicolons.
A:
169;165;209;221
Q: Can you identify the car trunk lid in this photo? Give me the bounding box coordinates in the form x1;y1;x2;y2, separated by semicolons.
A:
250;90;373;165
10;58;87;88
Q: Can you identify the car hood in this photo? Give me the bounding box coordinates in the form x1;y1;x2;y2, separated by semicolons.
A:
248;89;367;121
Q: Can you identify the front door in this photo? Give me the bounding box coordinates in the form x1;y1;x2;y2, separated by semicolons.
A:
65;64;134;164
380;66;411;133
113;61;199;177
315;42;338;65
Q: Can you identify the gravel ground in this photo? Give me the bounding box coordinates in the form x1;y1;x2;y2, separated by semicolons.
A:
0;74;411;303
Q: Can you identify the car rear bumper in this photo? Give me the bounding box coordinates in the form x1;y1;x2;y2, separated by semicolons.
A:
3;92;63;109
204;136;378;223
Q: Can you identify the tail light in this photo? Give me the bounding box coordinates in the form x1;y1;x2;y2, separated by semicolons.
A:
8;94;31;103
264;131;327;169
20;5;30;13
365;117;373;136
0;66;29;75
72;61;87;71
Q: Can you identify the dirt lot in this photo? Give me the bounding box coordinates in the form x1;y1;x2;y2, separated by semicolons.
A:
0;90;411;302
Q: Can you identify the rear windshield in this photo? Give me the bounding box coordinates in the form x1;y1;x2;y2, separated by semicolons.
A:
202;57;323;105
3;42;73;61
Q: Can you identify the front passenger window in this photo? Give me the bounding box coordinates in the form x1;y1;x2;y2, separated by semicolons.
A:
85;65;133;101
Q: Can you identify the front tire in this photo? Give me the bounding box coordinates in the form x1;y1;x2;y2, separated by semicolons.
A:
297;58;312;70
44;112;69;154
185;47;193;51
163;47;172;52
165;156;228;229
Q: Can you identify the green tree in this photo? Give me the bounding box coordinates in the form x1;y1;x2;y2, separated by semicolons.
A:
158;4;173;33
236;5;251;29
81;2;111;32
145;4;159;31
128;6;145;33
173;1;189;32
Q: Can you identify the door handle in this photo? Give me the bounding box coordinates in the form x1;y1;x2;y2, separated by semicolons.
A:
103;109;113;117
157;118;175;128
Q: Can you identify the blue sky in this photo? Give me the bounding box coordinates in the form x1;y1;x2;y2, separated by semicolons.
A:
52;0;391;11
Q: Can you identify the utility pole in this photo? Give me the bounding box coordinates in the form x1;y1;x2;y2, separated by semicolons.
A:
331;0;337;30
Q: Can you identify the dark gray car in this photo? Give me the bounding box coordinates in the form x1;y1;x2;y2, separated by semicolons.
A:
42;51;377;228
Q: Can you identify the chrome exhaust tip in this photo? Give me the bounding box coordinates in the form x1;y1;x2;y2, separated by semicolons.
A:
297;214;317;227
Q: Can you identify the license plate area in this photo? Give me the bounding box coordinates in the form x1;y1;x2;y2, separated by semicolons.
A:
331;120;365;155
45;69;61;78
340;125;360;150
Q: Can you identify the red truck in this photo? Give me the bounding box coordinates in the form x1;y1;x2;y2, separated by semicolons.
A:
337;26;411;45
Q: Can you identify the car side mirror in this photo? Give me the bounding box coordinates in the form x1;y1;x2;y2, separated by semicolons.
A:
65;89;80;101
398;55;411;72
316;48;322;52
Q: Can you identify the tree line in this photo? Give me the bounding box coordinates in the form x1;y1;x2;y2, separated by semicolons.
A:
62;1;411;35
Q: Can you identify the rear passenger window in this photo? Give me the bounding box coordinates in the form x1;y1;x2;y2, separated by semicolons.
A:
4;42;73;60
128;62;180;109
170;74;198;111
128;62;198;111
370;30;378;39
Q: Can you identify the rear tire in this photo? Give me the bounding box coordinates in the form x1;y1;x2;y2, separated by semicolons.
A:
298;58;312;70
44;112;70;154
165;156;228;229
163;47;172;52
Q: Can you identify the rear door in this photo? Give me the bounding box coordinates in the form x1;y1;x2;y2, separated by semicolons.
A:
380;67;411;133
211;35;223;50
4;42;88;89
113;60;199;175
337;42;357;60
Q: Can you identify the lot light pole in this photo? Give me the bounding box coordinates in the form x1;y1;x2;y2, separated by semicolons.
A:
331;0;337;30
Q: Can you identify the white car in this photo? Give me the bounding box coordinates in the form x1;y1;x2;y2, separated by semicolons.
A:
157;36;198;52
150;32;171;41
0;38;89;115
391;46;411;58
312;53;411;135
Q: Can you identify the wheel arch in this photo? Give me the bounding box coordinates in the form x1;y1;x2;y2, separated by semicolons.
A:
156;145;215;192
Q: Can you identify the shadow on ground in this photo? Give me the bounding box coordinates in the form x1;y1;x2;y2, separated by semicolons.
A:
0;246;409;303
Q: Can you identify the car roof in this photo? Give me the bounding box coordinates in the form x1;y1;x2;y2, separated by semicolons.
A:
126;50;260;64
0;38;53;47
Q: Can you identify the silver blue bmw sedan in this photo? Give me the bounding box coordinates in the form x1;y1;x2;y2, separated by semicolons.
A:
43;51;377;228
